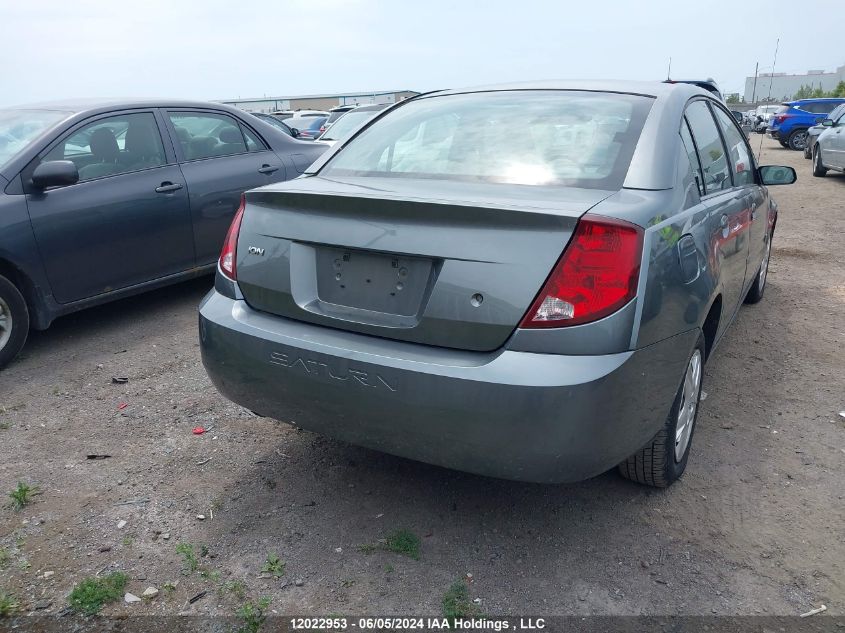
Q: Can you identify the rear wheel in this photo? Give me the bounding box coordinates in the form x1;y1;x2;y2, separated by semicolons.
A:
0;274;29;370
813;147;828;177
778;140;788;148
744;235;771;304
618;336;705;488
787;129;808;151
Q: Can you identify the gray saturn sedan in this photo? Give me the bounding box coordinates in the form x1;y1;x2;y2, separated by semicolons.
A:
199;81;796;487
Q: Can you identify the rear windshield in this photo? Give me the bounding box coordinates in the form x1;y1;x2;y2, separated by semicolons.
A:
321;90;653;189
0;109;71;168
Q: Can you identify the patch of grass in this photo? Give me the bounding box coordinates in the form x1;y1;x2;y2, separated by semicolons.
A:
199;544;210;558
176;543;199;575
17;559;30;571
384;564;394;573
200;569;221;582
236;597;271;633
260;553;285;578
356;543;378;554
442;580;481;621
0;592;20;617
0;421;10;431
162;582;177;593
358;529;421;560
223;580;246;600
8;482;37;511
68;572;128;616
384;529;421;560
341;579;355;588
0;548;9;569
121;536;133;547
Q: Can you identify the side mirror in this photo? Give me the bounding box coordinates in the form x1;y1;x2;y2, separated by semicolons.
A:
290;128;300;138
32;160;79;189
821;119;835;127
758;165;796;186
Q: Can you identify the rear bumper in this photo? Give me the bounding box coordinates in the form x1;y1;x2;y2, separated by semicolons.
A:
199;291;695;483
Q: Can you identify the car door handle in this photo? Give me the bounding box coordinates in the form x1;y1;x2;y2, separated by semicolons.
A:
258;164;279;174
155;182;183;193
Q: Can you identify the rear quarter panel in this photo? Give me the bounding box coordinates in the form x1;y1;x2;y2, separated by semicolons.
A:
597;138;718;351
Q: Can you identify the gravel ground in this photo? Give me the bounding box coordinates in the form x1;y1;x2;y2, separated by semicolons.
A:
0;136;842;620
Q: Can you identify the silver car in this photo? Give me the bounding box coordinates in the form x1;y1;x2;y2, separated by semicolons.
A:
811;106;845;175
199;81;795;487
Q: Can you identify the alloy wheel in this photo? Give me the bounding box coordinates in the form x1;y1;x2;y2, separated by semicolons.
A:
674;349;702;462
0;295;12;351
791;131;808;150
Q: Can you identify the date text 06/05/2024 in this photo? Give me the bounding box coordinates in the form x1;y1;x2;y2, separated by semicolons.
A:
289;617;547;631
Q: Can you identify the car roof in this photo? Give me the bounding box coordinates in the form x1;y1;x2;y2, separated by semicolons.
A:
4;98;247;113
428;79;704;100
789;97;845;104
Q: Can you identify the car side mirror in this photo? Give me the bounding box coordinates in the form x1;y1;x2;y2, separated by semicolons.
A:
290;128;300;138
821;119;835;127
32;160;79;189
758;165;796;186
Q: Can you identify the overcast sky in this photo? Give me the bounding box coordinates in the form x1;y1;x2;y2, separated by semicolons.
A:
2;0;844;107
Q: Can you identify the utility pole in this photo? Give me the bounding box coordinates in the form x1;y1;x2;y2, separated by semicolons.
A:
751;62;759;105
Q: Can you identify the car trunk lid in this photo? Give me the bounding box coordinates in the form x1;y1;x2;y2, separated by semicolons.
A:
235;176;614;351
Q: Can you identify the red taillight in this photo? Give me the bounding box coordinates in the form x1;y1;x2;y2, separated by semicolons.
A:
520;214;643;328
774;114;792;124
219;194;245;281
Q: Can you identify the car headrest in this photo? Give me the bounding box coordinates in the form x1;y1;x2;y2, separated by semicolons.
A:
218;127;243;144
89;127;120;161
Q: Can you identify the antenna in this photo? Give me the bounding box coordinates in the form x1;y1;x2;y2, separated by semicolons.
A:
667;57;672;81
757;38;779;161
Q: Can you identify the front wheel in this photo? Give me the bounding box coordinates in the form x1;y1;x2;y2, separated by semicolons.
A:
0;274;29;370
618;336;705;488
812;147;828;177
787;129;808;151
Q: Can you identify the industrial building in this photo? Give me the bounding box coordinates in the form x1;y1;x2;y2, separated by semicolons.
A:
744;64;845;102
217;89;419;113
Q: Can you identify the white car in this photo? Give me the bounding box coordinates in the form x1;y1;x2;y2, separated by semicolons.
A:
753;105;780;132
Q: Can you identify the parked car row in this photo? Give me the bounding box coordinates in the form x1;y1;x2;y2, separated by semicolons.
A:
768;97;845;151
0;83;801;490
809;103;845;176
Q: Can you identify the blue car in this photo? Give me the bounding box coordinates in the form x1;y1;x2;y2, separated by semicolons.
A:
768;98;845;151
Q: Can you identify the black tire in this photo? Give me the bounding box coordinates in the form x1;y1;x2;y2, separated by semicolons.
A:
787;129;808;151
778;140;788;148
744;234;771;304
618;335;706;488
0;274;29;370
812;147;828;177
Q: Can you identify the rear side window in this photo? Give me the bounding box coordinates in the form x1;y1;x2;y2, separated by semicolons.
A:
680;119;703;196
168;112;250;160
322;90;654;190
684;101;731;194
712;106;755;186
44;112;165;182
241;125;266;151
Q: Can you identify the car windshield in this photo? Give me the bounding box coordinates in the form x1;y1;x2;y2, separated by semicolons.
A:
326;109;354;124
322;90;653;189
0;109;71;167
285;117;327;131
321;110;382;141
256;114;290;132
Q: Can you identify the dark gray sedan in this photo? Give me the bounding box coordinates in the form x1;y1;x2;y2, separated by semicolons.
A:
0;99;326;368
199;81;795;487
